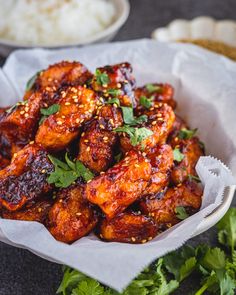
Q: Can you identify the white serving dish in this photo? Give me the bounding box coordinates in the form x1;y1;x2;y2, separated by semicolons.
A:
0;0;130;57
152;16;236;47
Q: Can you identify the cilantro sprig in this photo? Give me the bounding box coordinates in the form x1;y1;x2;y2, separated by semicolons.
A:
139;96;154;109
95;69;110;86
39;104;60;125
115;125;153;146
175;206;189;220
121;106;147;126
26;71;41;91
105;98;120;107
178;128;198;140
173;148;184;162
47;153;94;188
146;84;162;94
57;208;236;295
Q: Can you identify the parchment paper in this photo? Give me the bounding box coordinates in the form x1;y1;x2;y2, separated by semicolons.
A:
0;39;235;292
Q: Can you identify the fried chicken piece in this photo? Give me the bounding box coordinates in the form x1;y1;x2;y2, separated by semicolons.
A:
0;144;54;211
24;61;92;101
120;102;175;153
36;85;98;151
139;181;202;227
2;199;52;223
77;105;123;173
170;137;204;185
47;185;98;243
99;212;159;244
91;62;136;107
85;150;152;219
145;144;173;196
135;83;176;112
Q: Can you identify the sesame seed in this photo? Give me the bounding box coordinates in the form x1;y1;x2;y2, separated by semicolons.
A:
152;121;157;125
100;124;105;129
74;99;79;103
135;164;140;168
46;87;51;91
29;141;35;145
41;169;46;174
100;234;103;238
86;147;91;152
20;111;25;115
100;171;105;175
38;208;42;213
87;179;92;183
150;107;154;111
142;152;146;157
84;139;89;143
81;132;85;137
57;121;63;125
59;199;63;203
78;105;84;108
117;83;122;88
141;239;147;244
48;78;52;82
148;237;153;241
72;95;77;99
76;118;80;124
62;92;66;98
24;113;29;118
103;136;108;141
157;118;164;121
103;84;108;88
76;212;82;216
25;107;29;112
131;237;136;242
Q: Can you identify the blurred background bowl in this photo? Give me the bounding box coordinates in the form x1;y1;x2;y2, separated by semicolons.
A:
0;0;130;57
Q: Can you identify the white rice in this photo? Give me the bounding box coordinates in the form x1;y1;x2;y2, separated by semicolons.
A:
0;0;116;46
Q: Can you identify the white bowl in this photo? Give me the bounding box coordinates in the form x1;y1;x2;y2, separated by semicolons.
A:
0;0;130;57
152;16;236;47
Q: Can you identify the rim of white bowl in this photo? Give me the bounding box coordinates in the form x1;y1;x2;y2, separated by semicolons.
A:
0;0;130;48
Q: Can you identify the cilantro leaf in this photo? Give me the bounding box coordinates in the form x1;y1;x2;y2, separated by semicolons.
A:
71;279;105;295
47;154;94;188
173;148;184;162
107;89;121;97
201;248;226;271
105;98;120;107
179;257;197;281
26;71;41;91
95;69;110;86
188;174;201;183
175;206;189;220
114;126;153;147
146;84;162;94
178;128;197;140
121;107;147;126
6;100;28;114
39;104;60;125
139;96;153;109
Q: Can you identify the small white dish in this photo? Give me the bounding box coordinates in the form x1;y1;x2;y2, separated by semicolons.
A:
152;16;236;47
0;0;130;57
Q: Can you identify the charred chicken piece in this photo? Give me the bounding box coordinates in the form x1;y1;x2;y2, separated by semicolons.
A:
36;85;98;151
145;144;173;196
139;181;202;227
120;102;175;153
135;83;176;112
24;61;92;101
77;105;123;173
91;62;136;107
47;185;98;243
85;150;152;219
2;199;53;223
0;144;54;211
170;137;204;185
99;212;159;244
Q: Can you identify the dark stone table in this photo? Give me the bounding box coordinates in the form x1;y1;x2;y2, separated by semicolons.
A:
0;0;235;294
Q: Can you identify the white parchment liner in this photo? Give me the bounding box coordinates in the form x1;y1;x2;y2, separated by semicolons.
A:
0;40;235;292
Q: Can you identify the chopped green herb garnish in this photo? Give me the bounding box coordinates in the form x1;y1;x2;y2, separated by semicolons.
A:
175;206;189;220
146;83;162;94
139;95;154;108
5;100;28;114
105;98;120;107
47;153;94;188
26;71;41;91
199;141;205;151
107;88;121;97
114;152;122;163
173;148;184;162
95;69;110;86
178;128;197;140
188;174;201;183
115;125;153;147
121;106;147;126
39;104;60;125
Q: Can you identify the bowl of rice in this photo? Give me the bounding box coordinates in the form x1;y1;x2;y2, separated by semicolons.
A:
0;0;130;56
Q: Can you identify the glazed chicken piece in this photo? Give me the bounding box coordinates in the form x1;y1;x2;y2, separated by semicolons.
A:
120;102;175;153
0;62;92;158
99;212;159;244
24;61;92;101
36;85;99;151
0;144;54;211
135;83;176;111
77;105;123;173
167;115;187;143
91;62;136;107
47;185;98;243
85;150;152;219
2;199;53;223
139;181;203;227
145;144;173;196
170;137;204;185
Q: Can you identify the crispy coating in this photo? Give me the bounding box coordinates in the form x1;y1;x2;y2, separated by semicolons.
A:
92;62;136;107
36;85;98;151
139;181;202;227
171;137;204;184
77;105;123;173
0;144;53;211
85;150;152;219
135;83;176;111
24;61;92;101
47;185;98;243
120;102;175;153
145;144;173;196
2;199;52;223
99;212;159;244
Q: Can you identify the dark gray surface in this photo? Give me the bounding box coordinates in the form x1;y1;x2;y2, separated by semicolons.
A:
0;1;235;294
